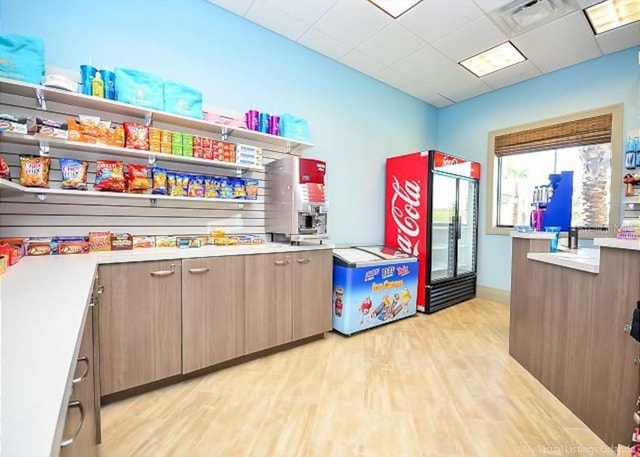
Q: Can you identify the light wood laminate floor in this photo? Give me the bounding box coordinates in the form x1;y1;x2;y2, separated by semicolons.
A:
98;299;615;457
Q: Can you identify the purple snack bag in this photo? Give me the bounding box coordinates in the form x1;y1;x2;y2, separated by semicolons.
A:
269;115;281;136
245;110;259;130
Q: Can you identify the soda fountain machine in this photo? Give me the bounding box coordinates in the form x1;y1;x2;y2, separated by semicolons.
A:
266;156;329;244
530;171;574;231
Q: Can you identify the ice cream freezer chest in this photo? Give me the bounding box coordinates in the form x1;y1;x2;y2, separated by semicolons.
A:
332;246;418;336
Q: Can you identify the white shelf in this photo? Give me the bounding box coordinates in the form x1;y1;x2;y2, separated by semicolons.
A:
0;132;264;172
0;178;261;204
0;77;314;151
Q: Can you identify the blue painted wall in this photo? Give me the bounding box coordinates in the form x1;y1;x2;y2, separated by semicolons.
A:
0;0;438;245
438;47;640;290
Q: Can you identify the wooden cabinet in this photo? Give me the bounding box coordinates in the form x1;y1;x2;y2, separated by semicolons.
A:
245;253;293;353
60;305;98;457
292;250;333;340
182;257;245;373
99;261;182;395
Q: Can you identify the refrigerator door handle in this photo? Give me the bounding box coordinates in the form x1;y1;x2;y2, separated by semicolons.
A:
457;216;462;240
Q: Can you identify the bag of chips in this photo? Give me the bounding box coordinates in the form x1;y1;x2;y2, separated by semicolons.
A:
0;155;10;179
188;175;205;198
123;121;149;150
126;164;150;193
95;160;125;192
219;177;233;199
204;176;218;198
152;167;167;195
167;172;188;197
19;155;50;188
59;158;88;190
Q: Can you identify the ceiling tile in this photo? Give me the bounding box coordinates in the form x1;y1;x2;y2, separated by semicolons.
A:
297;27;351;60
433;16;508;62
206;0;255;16
262;0;339;25
441;82;492;102
314;0;392;48
373;67;453;107
356;22;427;66
340;50;386;75
399;0;484;43
427;65;491;97
513;11;602;73
373;66;413;87
576;0;602;7
472;0;513;12
481;60;542;89
245;0;309;40
596;22;640;55
391;45;454;79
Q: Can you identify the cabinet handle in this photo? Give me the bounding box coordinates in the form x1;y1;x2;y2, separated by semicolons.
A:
60;400;85;448
96;285;104;295
72;356;89;385
297;258;311;264
274;259;290;266
188;267;210;274
150;264;176;277
634;356;640;366
624;324;632;333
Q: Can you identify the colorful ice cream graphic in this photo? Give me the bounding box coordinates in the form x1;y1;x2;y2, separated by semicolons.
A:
334;287;344;317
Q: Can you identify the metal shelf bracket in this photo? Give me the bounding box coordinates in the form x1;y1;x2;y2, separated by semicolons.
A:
35;88;47;110
149;198;158;207
148;155;157;166
38;140;50;156
35;193;47;201
145;112;153;127
221;127;229;142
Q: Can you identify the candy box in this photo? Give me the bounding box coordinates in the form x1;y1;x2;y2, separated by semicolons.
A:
89;231;111;252
58;240;90;255
177;237;201;249
133;235;155;249
210;229;225;238
111;233;133;251
0;238;26;262
194;235;210;246
155;235;177;248
0;243;19;265
235;236;252;245
0;254;7;275
25;238;58;256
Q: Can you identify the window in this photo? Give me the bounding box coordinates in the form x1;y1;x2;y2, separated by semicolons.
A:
487;105;623;236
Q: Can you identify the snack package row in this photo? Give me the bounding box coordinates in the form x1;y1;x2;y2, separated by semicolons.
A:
22;237;90;256
68;115;124;147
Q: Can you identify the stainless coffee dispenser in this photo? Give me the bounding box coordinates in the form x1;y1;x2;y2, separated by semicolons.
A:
266;156;329;244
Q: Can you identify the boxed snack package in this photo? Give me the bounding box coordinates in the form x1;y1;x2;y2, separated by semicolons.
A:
58;240;90;255
235;144;263;168
155;236;177;248
0;114;28;134
209;229;225;239
177;237;201;249
36;118;68;139
111;233;133;251
212;141;235;163
0;254;7;275
0;238;26;263
25;238;58;256
133;235;155;249
89;231;111;252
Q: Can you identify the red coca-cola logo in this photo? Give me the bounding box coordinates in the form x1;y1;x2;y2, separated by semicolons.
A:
390;176;421;256
442;157;458;166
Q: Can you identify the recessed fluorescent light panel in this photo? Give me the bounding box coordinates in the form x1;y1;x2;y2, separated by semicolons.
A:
368;0;423;18
460;42;526;77
585;0;640;34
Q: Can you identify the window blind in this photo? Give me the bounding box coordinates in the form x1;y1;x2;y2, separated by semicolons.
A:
494;114;613;156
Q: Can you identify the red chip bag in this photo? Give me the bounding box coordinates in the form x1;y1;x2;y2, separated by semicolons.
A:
127;164;151;193
123;122;149;150
95;160;125;192
0;155;9;179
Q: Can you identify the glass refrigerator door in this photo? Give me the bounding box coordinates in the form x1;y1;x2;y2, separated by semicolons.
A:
431;173;457;281
456;179;478;276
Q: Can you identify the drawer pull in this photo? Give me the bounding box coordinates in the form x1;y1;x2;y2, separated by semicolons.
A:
60;401;85;448
188;267;210;274
96;285;104;295
72;356;89;385
297;258;311;264
274;259;290;266
634;356;640;366
624;324;632;333
150;264;176;277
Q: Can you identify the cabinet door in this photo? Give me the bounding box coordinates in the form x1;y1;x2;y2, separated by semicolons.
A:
245;253;293;354
293;250;333;340
182;256;245;373
99;261;182;395
61;306;97;457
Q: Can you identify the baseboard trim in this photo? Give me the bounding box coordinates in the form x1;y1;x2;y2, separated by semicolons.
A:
477;285;510;306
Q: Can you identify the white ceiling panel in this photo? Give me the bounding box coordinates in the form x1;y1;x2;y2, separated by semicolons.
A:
298;28;350;60
596;23;640;55
576;0;602;7
262;0;339;25
373;67;453;107
206;0;254;16
442;82;492;102
472;0;514;12
399;0;484;43
340;49;386;75
426;65;491;96
433;16;508;62
513;11;602;73
313;0;392;48
356;22;427;66
391;45;454;80
245;0;309;41
481;60;542;89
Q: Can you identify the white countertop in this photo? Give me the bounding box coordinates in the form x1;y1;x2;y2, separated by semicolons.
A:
594;238;640;251
0;242;333;457
510;231;557;239
527;249;600;274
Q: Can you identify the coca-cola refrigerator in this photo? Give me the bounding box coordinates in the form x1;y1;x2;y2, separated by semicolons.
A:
384;150;480;314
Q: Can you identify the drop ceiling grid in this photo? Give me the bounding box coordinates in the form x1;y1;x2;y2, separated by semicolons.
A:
207;0;639;107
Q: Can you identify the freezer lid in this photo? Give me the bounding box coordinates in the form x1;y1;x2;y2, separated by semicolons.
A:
333;246;417;267
332;248;382;266
357;245;417;261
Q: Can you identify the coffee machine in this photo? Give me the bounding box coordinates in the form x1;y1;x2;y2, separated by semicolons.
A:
266;156;329;244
